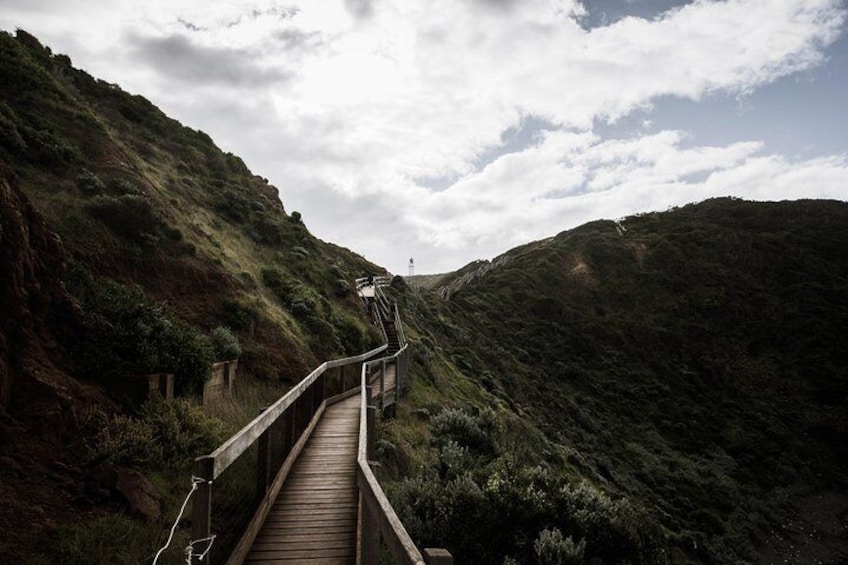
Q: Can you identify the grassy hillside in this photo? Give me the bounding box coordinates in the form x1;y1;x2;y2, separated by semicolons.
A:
0;29;385;382
380;199;848;564
0;29;384;562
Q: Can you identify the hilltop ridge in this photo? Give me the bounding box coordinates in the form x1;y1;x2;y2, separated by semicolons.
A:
386;197;848;564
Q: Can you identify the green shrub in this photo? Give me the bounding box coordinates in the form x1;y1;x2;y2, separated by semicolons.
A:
45;515;166;565
85;194;161;242
86;412;160;467
0;101;26;154
291;245;310;259
70;276;213;395
430;407;501;458
390;472;488;558
261;267;293;299
221;298;258;332
108;177;142;196
533;528;585;565
22;124;79;166
87;398;226;469
439;440;474;479
76;168;105;196
554;482;656;563
211;326;242;360
333;278;351;296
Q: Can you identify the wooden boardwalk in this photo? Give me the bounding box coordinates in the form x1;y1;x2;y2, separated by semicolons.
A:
246;394;360;564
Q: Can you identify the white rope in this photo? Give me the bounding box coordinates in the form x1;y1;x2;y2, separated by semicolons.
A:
185;535;216;563
152;476;206;565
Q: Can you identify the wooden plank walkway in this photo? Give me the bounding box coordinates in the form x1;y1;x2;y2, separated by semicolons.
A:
246;394;360;564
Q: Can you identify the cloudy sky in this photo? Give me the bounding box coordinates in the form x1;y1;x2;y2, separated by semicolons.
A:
2;0;847;274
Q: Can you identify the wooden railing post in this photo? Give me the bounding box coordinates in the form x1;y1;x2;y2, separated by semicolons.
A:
394;358;400;406
191;456;214;565
315;372;327;406
367;404;377;460
423;548;454;564
379;359;386;410
270;410;286;471
256;408;271;498
360;492;380;565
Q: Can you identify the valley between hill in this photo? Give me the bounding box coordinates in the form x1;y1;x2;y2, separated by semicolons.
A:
1;29;845;564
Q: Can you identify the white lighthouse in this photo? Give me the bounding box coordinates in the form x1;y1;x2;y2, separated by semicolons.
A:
408;257;414;277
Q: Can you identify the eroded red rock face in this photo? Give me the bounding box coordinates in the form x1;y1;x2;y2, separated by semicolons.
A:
0;169;114;561
0;169;66;409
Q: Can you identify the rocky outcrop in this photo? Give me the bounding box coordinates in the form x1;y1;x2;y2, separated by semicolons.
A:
90;465;161;522
0;168;67;410
0;169;115;561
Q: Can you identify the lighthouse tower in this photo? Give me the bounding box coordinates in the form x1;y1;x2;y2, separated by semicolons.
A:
408;257;415;277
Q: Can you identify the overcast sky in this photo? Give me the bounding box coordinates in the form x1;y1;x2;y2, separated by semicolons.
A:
2;0;847;274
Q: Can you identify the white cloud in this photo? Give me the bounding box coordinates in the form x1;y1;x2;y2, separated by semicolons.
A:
0;0;845;274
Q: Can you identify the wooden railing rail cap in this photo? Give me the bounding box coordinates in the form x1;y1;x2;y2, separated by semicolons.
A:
363;344;408;369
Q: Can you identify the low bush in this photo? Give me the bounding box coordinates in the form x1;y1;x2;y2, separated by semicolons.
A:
210;326;242;361
430;407;501;458
0;101;27;155
388;403;663;564
42;515;167;565
76;168;104;196
87;397;227;469
67;270;213;395
533;528;585;565
221;298;258;332
85;194;161;243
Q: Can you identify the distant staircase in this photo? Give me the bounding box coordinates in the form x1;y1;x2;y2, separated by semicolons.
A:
356;276;405;356
381;309;401;355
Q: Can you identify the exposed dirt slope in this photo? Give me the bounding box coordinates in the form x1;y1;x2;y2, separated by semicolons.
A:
0;169;115;560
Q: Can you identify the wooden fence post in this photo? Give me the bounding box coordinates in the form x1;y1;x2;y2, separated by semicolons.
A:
256;408;271;498
380;359;386;410
360;493;380;565
191;456;214;565
423;548;454;564
367;405;377;460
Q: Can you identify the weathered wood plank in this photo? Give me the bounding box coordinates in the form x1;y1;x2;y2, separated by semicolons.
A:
247;547;355;559
246;556;353;564
244;394;360;564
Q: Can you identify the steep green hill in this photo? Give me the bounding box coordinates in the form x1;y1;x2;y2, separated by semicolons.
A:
0;29;384;562
0;29;385;381
383;198;848;564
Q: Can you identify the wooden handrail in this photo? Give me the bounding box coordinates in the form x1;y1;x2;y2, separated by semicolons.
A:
393;303;407;347
356;275;392;290
190;292;450;564
191;344;388;564
202;344;388;480
357;346;426;565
